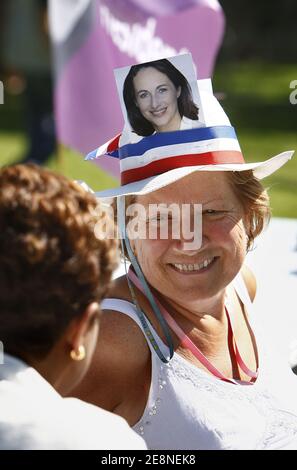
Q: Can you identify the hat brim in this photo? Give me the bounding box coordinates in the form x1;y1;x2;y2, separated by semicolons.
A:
94;150;294;198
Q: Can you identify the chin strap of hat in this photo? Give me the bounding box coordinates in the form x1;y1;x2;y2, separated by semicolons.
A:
117;196;174;363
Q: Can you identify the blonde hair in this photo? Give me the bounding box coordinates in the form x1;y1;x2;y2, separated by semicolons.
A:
227;170;271;251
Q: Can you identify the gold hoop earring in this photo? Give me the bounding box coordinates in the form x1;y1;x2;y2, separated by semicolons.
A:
70;345;86;361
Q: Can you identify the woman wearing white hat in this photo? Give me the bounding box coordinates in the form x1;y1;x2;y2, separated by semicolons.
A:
77;75;297;450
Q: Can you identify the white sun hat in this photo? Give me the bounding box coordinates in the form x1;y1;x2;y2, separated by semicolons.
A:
85;78;294;198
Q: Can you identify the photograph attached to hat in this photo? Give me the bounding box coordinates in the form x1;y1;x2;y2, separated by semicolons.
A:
85;53;294;199
114;53;205;143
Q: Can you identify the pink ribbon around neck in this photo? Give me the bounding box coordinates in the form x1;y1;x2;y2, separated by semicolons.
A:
128;267;258;385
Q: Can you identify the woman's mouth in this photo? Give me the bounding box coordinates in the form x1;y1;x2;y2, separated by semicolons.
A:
169;257;218;274
150;108;167;117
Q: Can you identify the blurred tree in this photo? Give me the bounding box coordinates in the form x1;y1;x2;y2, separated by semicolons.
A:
0;0;56;164
219;0;297;61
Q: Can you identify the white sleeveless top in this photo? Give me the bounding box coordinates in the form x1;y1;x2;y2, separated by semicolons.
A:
101;273;297;450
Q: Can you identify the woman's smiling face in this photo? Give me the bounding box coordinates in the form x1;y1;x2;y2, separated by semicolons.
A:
133;67;181;133
129;171;249;303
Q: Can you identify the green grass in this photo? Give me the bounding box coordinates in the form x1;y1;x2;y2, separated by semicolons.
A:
1;61;296;217
213;62;297;218
0;133;117;191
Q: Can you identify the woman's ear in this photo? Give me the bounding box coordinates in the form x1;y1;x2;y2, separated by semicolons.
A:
177;86;181;99
67;302;100;353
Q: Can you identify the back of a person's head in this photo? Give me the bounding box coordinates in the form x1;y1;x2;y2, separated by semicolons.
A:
0;164;118;360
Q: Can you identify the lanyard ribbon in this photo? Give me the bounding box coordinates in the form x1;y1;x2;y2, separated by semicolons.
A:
128;267;258;385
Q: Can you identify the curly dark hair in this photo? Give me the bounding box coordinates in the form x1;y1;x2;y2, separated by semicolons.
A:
0;164;118;359
123;59;199;136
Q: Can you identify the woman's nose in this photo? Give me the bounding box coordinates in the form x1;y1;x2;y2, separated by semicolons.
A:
172;233;209;253
151;93;161;109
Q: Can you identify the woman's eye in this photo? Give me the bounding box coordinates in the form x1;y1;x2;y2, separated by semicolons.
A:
139;92;148;99
158;87;167;93
204;209;224;216
147;215;172;225
148;217;164;223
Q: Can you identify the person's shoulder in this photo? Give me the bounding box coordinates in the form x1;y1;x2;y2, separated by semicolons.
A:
181;116;205;129
0;375;66;449
63;398;147;450
98;275;150;366
120;127;144;145
71;275;150;409
240;264;257;303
